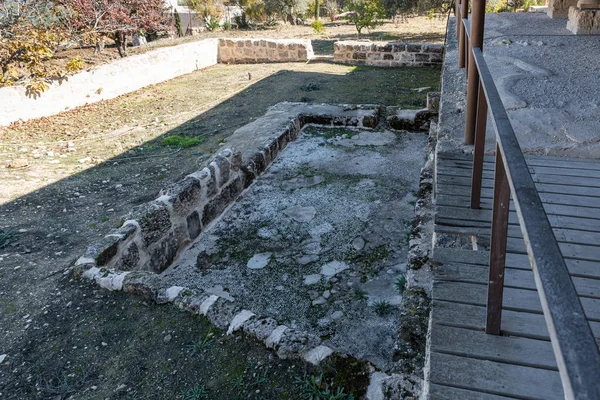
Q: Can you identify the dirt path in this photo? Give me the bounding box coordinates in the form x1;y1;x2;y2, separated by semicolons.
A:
0;62;440;399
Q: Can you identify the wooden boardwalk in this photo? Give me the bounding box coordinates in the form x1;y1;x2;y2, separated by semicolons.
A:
428;152;600;399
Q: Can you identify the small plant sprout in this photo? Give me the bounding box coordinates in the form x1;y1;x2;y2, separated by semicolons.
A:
0;228;16;249
296;373;354;400
353;288;368;302
374;300;393;316
395;275;406;295
187;328;215;354
181;384;208;399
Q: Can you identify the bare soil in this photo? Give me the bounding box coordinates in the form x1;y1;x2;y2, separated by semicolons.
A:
0;59;441;398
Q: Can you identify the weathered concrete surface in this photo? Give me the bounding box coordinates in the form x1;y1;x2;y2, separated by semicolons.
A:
439;14;600;158
160;125;426;370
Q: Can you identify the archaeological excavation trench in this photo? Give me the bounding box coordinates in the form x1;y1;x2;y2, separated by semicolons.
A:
75;102;433;380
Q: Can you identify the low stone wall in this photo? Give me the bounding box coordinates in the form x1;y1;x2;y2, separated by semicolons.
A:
74;103;380;275
567;6;600;34
0;39;218;126
333;41;444;67
217;38;313;64
547;0;578;17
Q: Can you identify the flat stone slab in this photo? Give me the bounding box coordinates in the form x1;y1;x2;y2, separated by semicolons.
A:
159;124;426;370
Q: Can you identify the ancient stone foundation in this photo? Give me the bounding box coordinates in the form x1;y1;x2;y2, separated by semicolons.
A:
218;38;313;64
567;6;600;34
333;41;444;67
75;103;382;275
547;0;579;17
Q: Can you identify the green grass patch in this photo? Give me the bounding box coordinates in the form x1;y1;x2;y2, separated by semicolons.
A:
161;135;204;148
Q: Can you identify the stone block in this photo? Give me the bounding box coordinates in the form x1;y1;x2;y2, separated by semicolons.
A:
148;225;187;273
201;176;244;226
213;153;231;187
567;6;600;34
130;201;172;247
187;210;202;240
548;0;579;17
161;176;203;217
352;52;367;60
116;242;140;270
383;53;394;60
414;53;430;62
407;43;422;52
427;92;441;113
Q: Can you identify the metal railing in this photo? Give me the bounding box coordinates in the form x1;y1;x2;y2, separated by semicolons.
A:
455;0;600;398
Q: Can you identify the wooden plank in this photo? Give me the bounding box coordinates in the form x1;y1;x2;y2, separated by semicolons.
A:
437;180;600;199
436;206;600;232
429;352;563;399
433;280;600;320
434;263;537;289
506;237;600;263
533;173;600;189
428;383;521;400
437;174;600;197
431;300;600;343
440;159;600;176
525;156;600;172
433;247;600;279
431;324;558;370
434;262;600;299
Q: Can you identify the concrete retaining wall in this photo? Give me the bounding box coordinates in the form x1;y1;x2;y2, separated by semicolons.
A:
333;41;444;67
217;38;313;64
0;39;219;126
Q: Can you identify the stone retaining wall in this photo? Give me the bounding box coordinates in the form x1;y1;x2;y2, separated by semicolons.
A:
217;38;313;64
0;39;219;126
333;41;444;67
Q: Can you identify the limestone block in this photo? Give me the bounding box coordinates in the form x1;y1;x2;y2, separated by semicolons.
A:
548;0;579;18
567;6;600;34
129;201;172;247
147;225;188;273
160;176;203;217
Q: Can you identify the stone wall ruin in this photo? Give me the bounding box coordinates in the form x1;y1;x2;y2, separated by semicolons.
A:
333;41;444;67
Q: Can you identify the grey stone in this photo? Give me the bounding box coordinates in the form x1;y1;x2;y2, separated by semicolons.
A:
320;261;349;278
187;211;201;240
312;297;327;305
283;206;316;222
297;254;319;265
247;253;272;269
352;236;366;251
303;274;322;285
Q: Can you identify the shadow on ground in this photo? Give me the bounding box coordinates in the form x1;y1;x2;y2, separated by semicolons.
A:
0;64;440;399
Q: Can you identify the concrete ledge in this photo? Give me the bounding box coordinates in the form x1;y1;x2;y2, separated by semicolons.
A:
333;41;444;67
567;6;600;34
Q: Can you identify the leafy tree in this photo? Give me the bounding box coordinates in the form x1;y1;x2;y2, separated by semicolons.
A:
382;0;449;18
0;1;82;96
188;0;223;19
60;0;168;57
345;0;385;36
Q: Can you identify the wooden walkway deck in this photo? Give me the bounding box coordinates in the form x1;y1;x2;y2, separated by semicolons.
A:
428;152;600;399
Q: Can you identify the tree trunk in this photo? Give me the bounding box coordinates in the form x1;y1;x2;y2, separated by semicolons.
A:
94;36;105;54
115;31;128;57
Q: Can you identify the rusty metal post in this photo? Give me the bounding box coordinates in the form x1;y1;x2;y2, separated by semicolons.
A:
458;0;468;68
471;81;488;209
464;0;486;144
456;0;462;38
486;147;510;335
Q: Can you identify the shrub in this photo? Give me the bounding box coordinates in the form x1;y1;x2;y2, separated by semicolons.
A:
311;19;326;33
345;0;385;37
204;15;220;31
